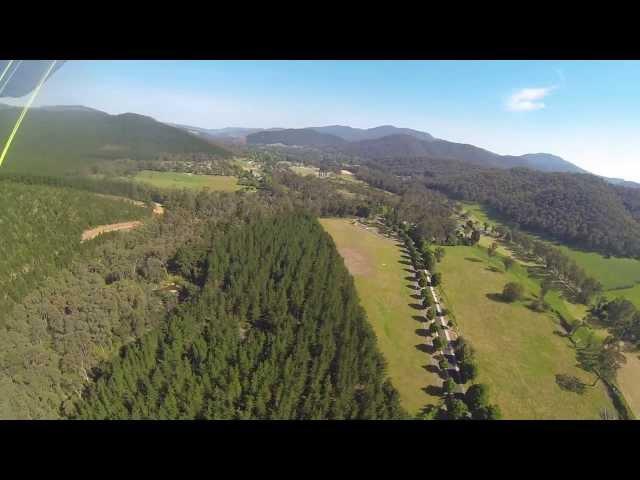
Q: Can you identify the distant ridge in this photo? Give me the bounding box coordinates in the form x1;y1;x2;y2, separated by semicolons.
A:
246;128;346;147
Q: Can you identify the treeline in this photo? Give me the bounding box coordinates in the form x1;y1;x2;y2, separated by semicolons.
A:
494;226;602;304
383;184;458;246
428;168;640;258
268;169;389;218
74;214;405;419
0;179;151;314
399;231;501;419
589;297;640;348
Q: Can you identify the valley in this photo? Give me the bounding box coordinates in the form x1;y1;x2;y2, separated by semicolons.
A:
0;91;638;420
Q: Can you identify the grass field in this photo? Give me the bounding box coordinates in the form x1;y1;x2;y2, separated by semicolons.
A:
618;351;640;418
606;284;640;308
462;201;640;296
320;218;441;415
130;170;241;192
438;244;613;419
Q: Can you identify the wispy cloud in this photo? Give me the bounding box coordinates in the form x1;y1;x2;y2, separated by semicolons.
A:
506;86;555;112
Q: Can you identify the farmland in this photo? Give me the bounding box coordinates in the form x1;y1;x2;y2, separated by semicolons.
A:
320;218;441;414
130;170;241;192
437;243;614;419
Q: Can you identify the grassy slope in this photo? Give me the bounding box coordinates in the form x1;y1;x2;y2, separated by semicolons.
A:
438;244;613;419
131;170;240;192
320;218;440;414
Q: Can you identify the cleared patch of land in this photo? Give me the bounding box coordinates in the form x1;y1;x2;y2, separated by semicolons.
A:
130;170;241;192
618;351;640;418
81;221;143;242
290;165;319;177
320;218;440;414
438;244;613;419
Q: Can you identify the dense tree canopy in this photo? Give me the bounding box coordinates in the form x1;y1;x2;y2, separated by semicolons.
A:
74;214;406;419
428;168;640;258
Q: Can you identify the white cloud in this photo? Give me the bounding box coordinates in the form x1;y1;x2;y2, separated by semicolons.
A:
506;86;555;112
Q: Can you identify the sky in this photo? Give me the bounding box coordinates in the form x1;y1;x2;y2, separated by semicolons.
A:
7;60;640;181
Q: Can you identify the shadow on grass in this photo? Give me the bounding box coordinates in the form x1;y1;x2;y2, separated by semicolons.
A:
406;284;420;291
486;266;502;273
405;276;417;282
415;343;432;354
403;268;415;274
412;315;425;323
415;328;430;337
486;292;509;303
411;293;423;300
423;385;443;397
409;303;425;310
399;260;413;266
424;364;441;375
465;257;483;263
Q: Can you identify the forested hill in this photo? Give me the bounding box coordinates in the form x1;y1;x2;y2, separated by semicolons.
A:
75;214;405;419
0;179;151;313
246;128;347;148
428;168;640;258
0;105;231;174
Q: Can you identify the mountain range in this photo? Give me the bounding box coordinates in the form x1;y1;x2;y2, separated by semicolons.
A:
167;121;638;185
1;104;635;187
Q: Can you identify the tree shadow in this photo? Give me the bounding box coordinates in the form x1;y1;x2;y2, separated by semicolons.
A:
406;284;419;291
486;292;509;303
424;385;443;397
415;328;430;338
415;343;432;354
424;364;440;376
399;260;413;266
404;275;417;282
485;266;502;273
403;268;415;274
412;315;425;323
409;303;425;310
411;293;423;300
465;257;483;263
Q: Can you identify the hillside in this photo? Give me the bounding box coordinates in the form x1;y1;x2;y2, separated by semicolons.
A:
0;105;231;174
311;125;435;142
246;128;346;147
429;168;640;258
0;178;151;314
341;134;585;173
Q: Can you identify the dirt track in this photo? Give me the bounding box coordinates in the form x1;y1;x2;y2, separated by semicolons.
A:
80;200;165;243
81;221;143;242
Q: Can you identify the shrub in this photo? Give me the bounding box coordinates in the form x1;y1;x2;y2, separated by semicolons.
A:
502;282;524;302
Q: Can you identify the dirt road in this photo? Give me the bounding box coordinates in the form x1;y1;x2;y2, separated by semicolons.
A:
81;221;143;242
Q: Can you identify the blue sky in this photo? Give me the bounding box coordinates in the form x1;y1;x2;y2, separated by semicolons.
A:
13;60;640;181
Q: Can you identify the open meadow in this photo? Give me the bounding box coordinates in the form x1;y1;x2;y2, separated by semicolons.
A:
130;170;241;192
320;218;441;415
437;244;614;419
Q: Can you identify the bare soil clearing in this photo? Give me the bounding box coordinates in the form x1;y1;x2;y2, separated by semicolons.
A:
81;221;143;242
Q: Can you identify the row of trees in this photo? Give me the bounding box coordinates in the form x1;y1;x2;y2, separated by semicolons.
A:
493;225;602;304
589;297;640;348
398;229;501;420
